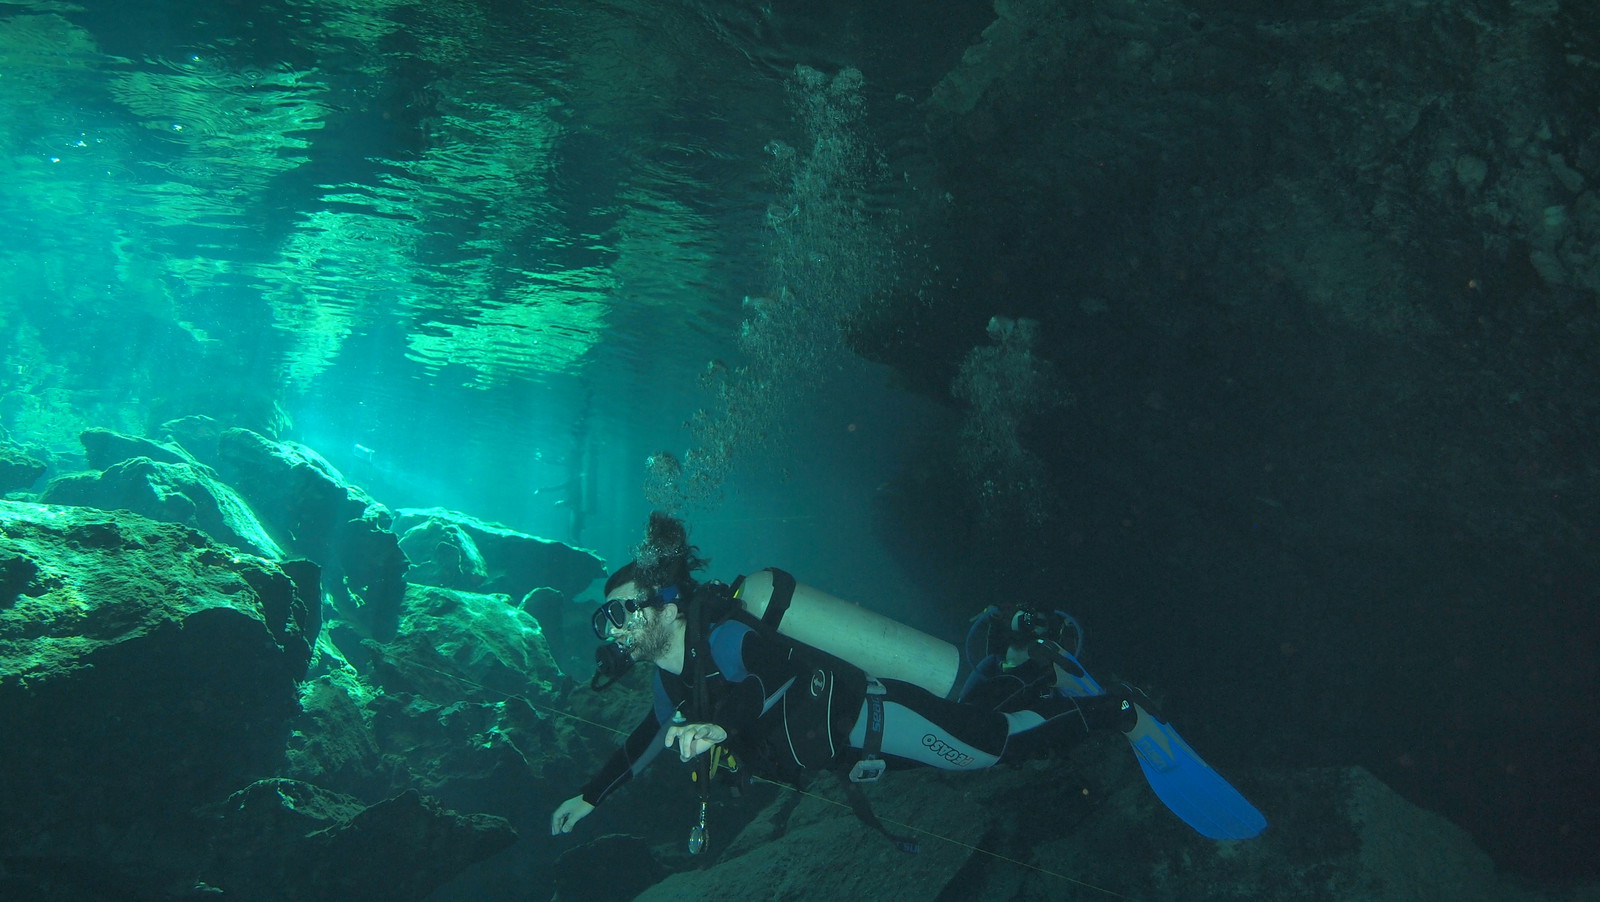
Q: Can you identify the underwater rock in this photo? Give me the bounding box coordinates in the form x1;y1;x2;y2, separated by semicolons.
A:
360;687;563;825
40;455;285;559
521;584;581;668
1013;763;1559;902
0;441;46;493
212;776;368;842
201;779;516;902
635;768;995;902
160;413;227;466
333;514;409;641
283;670;392;801
952;312;1063;526
369;583;564;703
279;581;603;902
630;753;1560;902
395;516;489;591
217;426;392;552
216;427;406;636
0;500;317;888
302;789;515;902
290;583;572;801
551;833;667;902
927;0;1070;117
394;507;604;600
78;425;195;470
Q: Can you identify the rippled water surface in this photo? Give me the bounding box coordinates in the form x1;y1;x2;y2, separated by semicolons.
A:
1;0;940;563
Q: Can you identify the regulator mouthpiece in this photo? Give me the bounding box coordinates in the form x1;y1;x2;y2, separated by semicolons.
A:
590;642;635;690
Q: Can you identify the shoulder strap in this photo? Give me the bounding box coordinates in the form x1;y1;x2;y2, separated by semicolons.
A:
684;585;712;723
682;584;716;825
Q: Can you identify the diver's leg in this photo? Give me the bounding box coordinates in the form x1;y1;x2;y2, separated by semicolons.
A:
993;691;1134;763
846;678;1134;770
847;679;1009;770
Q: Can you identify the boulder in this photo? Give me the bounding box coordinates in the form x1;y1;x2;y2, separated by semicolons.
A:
370;583;565;703
216;427;391;552
334;515;409;639
551;834;668;902
284;669;393;801
0;501;317;873
283;583;599;902
160;413;227;467
0;441;47;493
199;779;515;902
625;748;1563;902
40;456;284;559
216;428;405;635
77;426;194;470
394;507;605;600
397;517;489;590
289;584;576;803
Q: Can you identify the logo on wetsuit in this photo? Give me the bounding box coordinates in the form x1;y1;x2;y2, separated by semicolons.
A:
921;733;976;767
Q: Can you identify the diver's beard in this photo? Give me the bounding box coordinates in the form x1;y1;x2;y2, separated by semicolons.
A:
626;619;672;664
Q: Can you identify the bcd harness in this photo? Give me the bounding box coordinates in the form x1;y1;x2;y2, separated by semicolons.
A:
724;570;916;853
679;576;767;853
684;580;715;855
739;569;890;785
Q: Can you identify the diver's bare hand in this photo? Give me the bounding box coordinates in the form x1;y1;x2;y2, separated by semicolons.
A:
551;795;595;835
664;722;727;762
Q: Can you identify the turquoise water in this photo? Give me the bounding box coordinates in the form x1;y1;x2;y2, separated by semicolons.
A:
0;0;946;598
5;1;1599;891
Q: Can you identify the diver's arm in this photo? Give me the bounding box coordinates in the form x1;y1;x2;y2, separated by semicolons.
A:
576;707;671;807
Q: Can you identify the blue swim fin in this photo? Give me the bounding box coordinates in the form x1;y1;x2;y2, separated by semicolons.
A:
1123;702;1268;840
1051;650;1266;840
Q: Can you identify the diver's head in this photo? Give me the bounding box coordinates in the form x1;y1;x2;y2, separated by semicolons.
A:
590;581;687;641
592;579;686;672
589;512;708;678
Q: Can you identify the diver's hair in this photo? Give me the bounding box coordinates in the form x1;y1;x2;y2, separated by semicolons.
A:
603;511;708;596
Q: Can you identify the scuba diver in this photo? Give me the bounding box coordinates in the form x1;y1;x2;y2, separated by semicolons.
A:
550;512;1265;846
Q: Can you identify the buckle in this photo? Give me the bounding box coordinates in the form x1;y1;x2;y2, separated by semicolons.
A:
848;757;887;783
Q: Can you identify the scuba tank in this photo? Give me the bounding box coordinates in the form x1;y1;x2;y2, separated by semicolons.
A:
587;569;961;696
733;569;961;697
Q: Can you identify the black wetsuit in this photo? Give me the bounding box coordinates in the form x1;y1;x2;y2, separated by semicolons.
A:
580;610;1125;806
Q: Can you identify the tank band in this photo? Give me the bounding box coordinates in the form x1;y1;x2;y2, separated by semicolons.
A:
761;567;798;632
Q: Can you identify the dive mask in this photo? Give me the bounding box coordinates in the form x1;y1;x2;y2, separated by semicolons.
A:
590;584;682;639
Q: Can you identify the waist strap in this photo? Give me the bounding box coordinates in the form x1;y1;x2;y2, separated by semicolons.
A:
843;688;917;853
850;683;888;784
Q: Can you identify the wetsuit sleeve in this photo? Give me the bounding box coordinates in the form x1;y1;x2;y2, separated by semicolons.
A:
578;680;674;806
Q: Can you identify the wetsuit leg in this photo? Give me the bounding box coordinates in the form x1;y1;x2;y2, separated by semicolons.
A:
847;678;1008;770
845;679;1126;771
992;691;1131;763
